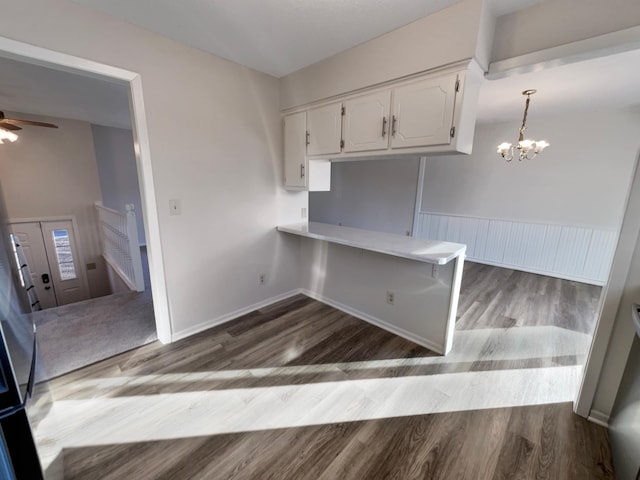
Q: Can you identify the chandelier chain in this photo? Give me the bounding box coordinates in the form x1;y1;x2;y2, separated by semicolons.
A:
519;94;531;141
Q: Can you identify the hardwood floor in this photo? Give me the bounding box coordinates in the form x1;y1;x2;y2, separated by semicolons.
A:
30;263;612;479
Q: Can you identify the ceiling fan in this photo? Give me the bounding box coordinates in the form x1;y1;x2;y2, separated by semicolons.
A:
0;111;58;131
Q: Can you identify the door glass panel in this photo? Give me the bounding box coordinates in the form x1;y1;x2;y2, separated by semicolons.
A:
51;229;77;280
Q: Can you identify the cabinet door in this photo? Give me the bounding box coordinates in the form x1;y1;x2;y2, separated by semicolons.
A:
342;91;391;153
391;73;458;149
283;111;307;189
307;103;342;156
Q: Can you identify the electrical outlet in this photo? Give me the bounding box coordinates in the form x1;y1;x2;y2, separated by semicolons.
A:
301;207;307;219
259;273;266;285
386;291;395;305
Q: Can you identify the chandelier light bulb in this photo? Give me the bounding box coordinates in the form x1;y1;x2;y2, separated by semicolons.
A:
534;140;549;153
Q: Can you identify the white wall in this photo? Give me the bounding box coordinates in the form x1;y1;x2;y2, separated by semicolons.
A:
92;125;145;244
309;157;420;236
0;113;110;299
0;0;305;339
421;109;640;230
299;237;459;354
280;0;492;110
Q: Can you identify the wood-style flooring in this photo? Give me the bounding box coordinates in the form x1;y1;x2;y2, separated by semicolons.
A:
30;263;612;479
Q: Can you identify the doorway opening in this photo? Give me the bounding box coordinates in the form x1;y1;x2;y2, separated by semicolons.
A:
0;36;170;344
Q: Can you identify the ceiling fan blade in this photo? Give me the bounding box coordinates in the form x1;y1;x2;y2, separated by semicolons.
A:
0;122;22;131
3;119;58;128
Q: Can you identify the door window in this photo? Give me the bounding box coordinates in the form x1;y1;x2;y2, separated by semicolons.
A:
51;229;77;281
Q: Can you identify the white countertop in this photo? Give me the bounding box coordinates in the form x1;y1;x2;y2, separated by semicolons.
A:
277;222;466;265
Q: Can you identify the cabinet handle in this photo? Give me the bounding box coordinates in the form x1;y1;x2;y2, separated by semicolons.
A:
382;117;387;137
300;164;305;178
392;115;397;137
305;131;310;146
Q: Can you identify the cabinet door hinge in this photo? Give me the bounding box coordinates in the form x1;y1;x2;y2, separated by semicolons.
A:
450;126;456;138
341;105;345;116
455;78;460;92
340;139;344;149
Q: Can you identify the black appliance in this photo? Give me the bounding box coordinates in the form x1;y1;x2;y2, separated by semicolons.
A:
0;184;44;479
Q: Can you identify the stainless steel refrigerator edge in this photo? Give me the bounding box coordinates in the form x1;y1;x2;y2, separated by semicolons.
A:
0;180;44;479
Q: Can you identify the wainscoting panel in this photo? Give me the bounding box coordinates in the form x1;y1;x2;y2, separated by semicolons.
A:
416;212;617;285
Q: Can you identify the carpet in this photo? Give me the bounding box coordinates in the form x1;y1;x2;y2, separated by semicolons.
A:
31;289;157;382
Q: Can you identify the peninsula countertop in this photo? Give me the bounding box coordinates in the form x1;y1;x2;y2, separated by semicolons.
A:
277;222;466;265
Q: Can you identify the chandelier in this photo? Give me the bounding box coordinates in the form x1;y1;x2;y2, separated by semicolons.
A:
497;89;549;162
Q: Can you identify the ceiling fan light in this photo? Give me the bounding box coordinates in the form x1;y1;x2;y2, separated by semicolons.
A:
0;128;18;143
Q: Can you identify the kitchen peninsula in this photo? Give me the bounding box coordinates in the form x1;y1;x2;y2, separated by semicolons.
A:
277;222;466;354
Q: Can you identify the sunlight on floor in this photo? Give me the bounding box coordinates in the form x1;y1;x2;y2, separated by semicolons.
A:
32;325;591;472
54;325;591;394
34;364;583;471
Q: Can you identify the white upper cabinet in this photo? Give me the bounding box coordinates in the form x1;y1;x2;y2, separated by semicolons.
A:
342;91;391;153
283;111;332;192
390;73;458;149
307;103;343;156
283;111;307;189
280;61;482;165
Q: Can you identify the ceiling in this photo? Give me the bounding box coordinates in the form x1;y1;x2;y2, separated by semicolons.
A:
476;48;640;124
0;0;638;131
0;56;131;129
71;0;542;78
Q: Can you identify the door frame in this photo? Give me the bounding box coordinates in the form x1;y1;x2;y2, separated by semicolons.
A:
574;149;640;422
0;36;172;343
8;216;90;307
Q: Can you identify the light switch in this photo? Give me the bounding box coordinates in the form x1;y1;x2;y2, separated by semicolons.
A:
169;199;181;216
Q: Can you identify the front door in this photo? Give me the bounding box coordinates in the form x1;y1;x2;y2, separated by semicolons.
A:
8;220;89;308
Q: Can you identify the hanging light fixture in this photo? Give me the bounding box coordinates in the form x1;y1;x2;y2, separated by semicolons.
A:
497;89;549;162
0;127;18;144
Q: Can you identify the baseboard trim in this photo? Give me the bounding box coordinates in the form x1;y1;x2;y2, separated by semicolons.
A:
587;409;610;427
301;289;445;355
171;287;446;354
171;289;303;342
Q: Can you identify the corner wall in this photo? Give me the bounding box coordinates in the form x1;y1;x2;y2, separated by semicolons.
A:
0;0;305;339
